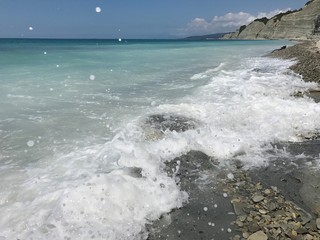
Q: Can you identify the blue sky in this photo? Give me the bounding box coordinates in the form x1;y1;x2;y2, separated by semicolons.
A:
0;0;307;39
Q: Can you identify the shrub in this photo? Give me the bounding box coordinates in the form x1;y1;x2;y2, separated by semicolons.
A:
254;17;269;25
239;25;247;34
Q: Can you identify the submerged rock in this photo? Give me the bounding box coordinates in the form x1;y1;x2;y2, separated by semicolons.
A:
143;113;199;140
145;114;198;133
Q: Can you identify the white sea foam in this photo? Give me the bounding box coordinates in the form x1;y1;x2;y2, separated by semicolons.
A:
0;139;187;239
155;57;320;166
190;63;226;80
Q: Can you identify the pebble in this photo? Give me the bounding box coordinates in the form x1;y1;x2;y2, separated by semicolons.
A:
252;195;264;203
236;220;244;227
247;230;268;240
264;189;271;195
242;232;250;238
305;234;315;240
258;209;267;214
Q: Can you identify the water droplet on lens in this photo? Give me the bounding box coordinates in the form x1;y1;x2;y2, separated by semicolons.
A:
89;75;95;81
27;140;35;147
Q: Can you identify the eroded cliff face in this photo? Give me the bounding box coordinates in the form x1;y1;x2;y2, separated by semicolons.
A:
223;0;320;40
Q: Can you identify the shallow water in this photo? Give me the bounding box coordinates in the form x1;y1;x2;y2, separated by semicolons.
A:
0;39;320;239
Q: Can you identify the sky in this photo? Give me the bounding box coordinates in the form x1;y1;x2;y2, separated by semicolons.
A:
0;0;308;39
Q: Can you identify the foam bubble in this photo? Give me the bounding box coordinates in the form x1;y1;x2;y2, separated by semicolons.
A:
89;74;96;81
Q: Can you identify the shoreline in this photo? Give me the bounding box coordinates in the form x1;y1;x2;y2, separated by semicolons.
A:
270;40;320;83
270;40;320;102
147;41;320;240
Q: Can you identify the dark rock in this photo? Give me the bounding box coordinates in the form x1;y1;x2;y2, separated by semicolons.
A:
145;114;199;133
271;45;287;53
248;222;261;232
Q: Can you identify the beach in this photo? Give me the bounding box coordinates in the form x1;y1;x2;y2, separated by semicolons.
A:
147;41;320;240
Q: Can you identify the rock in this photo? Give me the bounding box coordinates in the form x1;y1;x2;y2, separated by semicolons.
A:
239;215;247;222
231;199;247;215
296;227;308;234
235;220;244;227
144;114;198;133
248;222;260;232
271;45;287;53
247;230;268;240
266;202;277;211
299;209;313;225
252;195;265;203
242;232;250;238
258;209;268;215
264;189;271;195
304;234;314;240
232;235;241;240
316;218;320;229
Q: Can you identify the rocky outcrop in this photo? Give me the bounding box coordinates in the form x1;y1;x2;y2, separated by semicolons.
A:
222;0;320;40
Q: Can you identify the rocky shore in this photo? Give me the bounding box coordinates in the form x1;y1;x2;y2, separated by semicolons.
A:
147;41;320;240
270;40;320;83
269;40;320;103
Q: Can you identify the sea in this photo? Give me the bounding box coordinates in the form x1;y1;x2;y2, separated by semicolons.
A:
1;39;320;239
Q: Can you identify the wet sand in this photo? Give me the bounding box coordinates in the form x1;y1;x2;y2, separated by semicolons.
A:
147;41;320;240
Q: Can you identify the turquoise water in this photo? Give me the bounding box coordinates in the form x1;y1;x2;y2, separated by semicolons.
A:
1;39;320;239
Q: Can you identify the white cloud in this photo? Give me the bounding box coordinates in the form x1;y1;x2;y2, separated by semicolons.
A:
182;8;291;36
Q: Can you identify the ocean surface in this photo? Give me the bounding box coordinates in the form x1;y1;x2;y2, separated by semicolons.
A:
1;39;320;239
